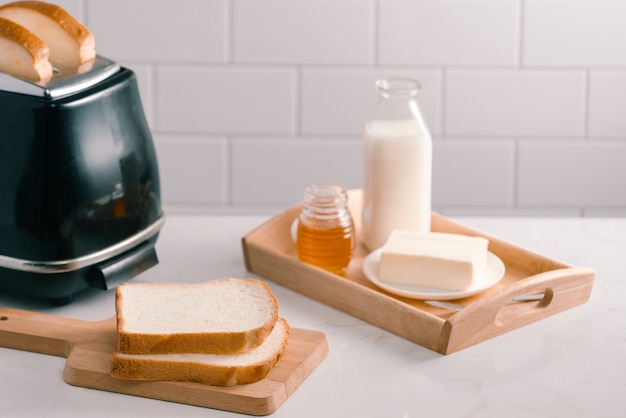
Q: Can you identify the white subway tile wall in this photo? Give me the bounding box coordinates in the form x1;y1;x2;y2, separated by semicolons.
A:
432;140;515;207
378;0;520;66
156;66;296;134
518;141;626;207
445;70;586;137
588;72;626;138
233;0;373;65
153;135;228;204
523;1;626;67
300;69;442;135
231;138;362;206
62;0;626;216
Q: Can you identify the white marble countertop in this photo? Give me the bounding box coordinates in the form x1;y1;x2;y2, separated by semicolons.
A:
1;214;625;418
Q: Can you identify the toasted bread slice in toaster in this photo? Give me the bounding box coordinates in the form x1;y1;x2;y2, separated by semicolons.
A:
0;1;95;67
0;17;53;82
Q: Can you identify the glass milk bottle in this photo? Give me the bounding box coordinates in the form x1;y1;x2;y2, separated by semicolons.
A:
362;78;432;251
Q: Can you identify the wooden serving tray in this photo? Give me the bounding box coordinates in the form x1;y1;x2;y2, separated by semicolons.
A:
0;308;328;416
242;190;595;354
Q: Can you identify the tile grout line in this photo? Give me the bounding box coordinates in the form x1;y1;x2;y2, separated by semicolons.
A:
371;0;379;67
512;137;519;209
81;0;88;25
225;135;233;205
226;0;233;64
584;68;591;140
440;68;447;137
295;67;301;136
518;0;525;68
151;63;159;133
511;0;526;209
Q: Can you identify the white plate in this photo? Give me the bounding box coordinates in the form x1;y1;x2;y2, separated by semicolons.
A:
362;248;506;300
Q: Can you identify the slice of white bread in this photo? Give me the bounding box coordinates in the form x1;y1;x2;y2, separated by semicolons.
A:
0;16;52;81
110;317;290;387
0;1;95;67
116;278;280;355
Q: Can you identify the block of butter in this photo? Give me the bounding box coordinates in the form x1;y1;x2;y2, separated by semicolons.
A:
378;230;489;291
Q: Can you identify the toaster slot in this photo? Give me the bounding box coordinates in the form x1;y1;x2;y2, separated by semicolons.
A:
88;241;159;291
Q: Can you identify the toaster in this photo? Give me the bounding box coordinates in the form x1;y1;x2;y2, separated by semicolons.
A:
0;56;163;305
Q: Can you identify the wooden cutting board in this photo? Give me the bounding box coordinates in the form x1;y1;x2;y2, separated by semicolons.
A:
0;307;328;416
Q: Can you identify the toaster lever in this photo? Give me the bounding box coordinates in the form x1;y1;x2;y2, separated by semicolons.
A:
89;241;158;290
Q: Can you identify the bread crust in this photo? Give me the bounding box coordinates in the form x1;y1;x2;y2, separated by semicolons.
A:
0;16;52;81
110;318;290;387
0;1;95;64
115;278;280;355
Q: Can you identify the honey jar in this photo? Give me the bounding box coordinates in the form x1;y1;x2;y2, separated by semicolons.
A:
295;184;355;275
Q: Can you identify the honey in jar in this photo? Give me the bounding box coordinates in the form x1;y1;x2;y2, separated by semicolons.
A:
296;184;355;275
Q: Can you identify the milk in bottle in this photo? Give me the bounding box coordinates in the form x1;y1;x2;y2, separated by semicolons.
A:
362;78;432;251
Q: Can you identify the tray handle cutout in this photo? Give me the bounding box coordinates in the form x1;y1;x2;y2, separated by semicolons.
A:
443;267;594;354
494;288;553;327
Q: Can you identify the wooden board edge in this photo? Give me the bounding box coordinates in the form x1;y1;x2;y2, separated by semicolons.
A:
281;329;329;396
62;327;328;416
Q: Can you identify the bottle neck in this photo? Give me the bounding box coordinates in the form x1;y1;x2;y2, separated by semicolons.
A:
371;77;424;121
367;77;431;137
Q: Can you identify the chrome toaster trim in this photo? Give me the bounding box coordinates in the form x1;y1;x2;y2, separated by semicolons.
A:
0;215;165;274
0;55;121;99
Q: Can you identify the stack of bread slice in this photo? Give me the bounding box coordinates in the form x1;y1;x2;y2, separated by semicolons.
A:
110;278;290;387
0;0;95;82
